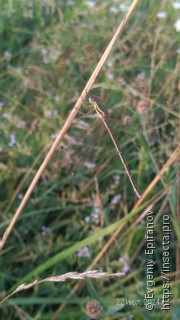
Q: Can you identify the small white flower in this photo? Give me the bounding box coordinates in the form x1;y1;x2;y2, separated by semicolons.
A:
45;110;52;117
91;206;100;223
111;194;121;205
109;6;119;14
8;134;17;147
10;134;16;141
113;175;120;184
91;212;99;222
176;48;180;54
51;132;58;140
84;216;91;223
54;95;60;102
16;121;25;128
43;57;50;64
119;4;130;12
172;2;180;10
107;72;114;80
18;193;23;200
4;50;11;57
107;59;113;67
87;0;96;7
157;11;167;19
76;246;90;258
93;206;100;214
174;19;180;32
41;225;50;236
136;71;146;80
117;77;127;86
119;255;130;273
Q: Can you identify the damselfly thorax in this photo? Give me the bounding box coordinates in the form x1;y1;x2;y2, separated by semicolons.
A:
88;95;109;121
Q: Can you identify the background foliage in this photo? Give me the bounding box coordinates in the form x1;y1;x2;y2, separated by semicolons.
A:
0;0;179;319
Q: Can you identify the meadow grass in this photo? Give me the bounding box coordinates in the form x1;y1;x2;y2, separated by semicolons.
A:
0;0;179;319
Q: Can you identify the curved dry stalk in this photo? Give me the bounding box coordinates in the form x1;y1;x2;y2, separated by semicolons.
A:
0;270;125;305
0;0;141;250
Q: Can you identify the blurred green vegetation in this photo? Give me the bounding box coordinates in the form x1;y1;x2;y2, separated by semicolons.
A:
0;0;179;319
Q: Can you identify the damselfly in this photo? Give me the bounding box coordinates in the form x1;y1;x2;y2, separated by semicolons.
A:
88;94;142;199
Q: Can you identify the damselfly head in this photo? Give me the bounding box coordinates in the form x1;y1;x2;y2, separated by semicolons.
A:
88;96;96;104
88;93;101;104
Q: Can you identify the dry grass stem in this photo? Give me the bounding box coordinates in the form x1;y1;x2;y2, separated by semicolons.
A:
0;0;141;250
0;270;125;304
